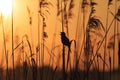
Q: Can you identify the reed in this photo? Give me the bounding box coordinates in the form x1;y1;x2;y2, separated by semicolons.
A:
1;14;9;80
84;0;98;79
39;0;52;80
88;7;120;75
113;2;118;80
103;0;112;78
0;0;120;80
31;58;37;80
11;0;15;79
23;61;28;80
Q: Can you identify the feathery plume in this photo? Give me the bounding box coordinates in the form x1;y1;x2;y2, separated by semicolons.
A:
108;0;113;5
68;0;74;18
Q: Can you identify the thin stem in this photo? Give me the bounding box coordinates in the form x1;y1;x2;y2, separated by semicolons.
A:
42;18;44;67
83;6;87;80
61;0;64;32
75;0;81;52
62;45;66;80
109;51;112;80
117;20;120;69
61;0;66;80
11;0;15;80
113;0;117;72
64;0;69;37
103;3;109;80
38;10;40;67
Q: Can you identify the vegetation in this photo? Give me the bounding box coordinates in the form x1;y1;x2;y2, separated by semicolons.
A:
0;0;120;80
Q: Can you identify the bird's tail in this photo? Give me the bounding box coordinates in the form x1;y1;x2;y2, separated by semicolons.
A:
68;40;73;52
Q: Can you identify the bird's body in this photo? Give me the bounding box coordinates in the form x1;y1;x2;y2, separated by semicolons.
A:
60;32;70;51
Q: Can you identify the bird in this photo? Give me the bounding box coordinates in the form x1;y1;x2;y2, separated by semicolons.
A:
60;32;71;51
60;32;72;69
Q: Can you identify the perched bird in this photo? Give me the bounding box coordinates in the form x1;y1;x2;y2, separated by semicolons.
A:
60;32;72;69
60;32;71;51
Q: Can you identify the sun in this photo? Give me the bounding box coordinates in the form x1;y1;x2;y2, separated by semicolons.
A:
0;0;12;16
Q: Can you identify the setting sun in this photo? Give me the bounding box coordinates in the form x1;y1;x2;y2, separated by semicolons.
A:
0;0;12;16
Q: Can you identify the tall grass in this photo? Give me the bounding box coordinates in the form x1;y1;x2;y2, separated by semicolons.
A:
57;0;66;80
1;14;9;80
113;2;118;80
22;34;38;80
102;0;112;79
39;0;52;80
74;0;82;73
117;6;120;69
11;0;15;79
57;0;75;80
0;0;120;80
37;0;40;68
66;0;74;71
84;0;98;79
88;7;120;74
31;58;37;80
80;0;89;79
118;42;120;67
23;61;28;80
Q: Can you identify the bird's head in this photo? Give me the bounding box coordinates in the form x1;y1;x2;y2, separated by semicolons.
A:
60;32;66;36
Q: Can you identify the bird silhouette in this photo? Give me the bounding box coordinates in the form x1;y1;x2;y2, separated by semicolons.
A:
60;32;72;69
60;32;71;51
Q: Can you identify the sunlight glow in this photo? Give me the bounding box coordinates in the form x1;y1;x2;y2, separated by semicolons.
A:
0;0;12;16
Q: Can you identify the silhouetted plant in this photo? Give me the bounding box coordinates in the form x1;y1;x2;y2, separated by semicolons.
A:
108;0;113;5
31;58;37;80
39;0;51;66
57;0;75;80
83;0;108;80
85;1;98;79
58;0;75;36
21;34;37;80
23;61;28;80
68;0;74;18
57;0;66;80
26;6;34;59
118;42;120;67
0;68;4;80
111;5;120;73
0;13;9;80
75;1;89;76
74;0;81;75
103;0;113;79
88;16;105;31
0;1;120;80
113;0;117;76
60;32;74;70
27;6;33;25
39;0;52;80
108;33;120;57
108;3;120;79
88;4;120;77
11;1;15;79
